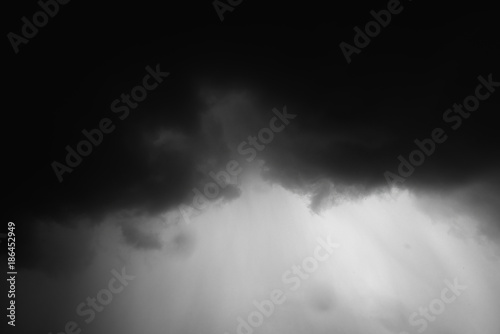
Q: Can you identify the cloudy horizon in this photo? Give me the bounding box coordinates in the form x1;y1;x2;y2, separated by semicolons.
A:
3;1;500;334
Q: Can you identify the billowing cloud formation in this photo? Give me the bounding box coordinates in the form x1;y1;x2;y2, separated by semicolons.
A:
11;81;500;274
4;3;500;334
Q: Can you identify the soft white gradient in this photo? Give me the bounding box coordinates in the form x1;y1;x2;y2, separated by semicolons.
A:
18;173;500;334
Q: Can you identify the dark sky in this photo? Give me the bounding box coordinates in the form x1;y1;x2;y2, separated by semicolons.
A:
4;0;500;270
4;2;500;334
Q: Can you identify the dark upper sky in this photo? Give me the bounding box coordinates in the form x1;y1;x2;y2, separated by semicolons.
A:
4;0;500;269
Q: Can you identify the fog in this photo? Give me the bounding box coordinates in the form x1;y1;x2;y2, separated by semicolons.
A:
44;170;497;334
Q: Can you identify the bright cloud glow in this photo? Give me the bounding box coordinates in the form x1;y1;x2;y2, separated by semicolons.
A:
93;174;499;334
21;174;500;334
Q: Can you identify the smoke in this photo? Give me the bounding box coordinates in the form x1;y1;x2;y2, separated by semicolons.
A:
14;169;500;334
